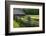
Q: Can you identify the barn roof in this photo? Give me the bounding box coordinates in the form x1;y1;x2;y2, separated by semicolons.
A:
13;8;25;15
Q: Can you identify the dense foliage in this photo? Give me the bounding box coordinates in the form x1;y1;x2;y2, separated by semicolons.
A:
23;9;39;15
13;15;39;28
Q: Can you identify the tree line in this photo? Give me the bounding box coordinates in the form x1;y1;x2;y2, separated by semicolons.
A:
23;9;39;15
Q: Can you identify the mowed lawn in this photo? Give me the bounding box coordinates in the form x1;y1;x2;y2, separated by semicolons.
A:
13;15;39;28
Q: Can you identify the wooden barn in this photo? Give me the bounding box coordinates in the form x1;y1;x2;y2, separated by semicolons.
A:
13;8;25;19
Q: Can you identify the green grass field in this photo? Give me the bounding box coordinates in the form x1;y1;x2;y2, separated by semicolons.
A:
13;15;39;28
